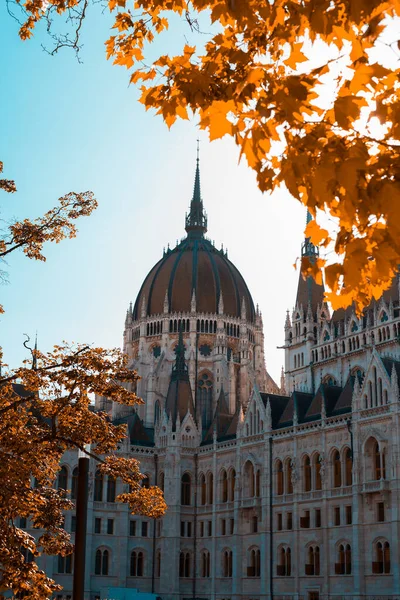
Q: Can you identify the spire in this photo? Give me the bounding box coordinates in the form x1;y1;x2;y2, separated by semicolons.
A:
302;209;319;259
173;326;187;376
185;140;208;238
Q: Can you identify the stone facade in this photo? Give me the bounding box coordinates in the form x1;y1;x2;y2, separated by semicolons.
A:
33;161;400;600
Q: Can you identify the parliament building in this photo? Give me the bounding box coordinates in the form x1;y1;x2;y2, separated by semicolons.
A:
45;154;400;600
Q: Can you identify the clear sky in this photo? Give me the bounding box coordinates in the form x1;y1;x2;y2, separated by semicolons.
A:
0;3;306;384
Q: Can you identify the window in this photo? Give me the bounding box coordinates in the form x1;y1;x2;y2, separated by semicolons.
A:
94;518;101;534
221;519;226;535
179;552;191;578
287;512;293;530
221;470;228;502
181;521;185;537
377;502;385;522
305;545;320;576
94;469;104;502
208;521;212;536
130;521;136;536
95;549;109;575
247;548;261;577
228;469;236;501
58;466;68;491
130;551;144;576
244;461;255;498
373;541;390;574
181;473;191;505
187;522;192;537
201;550;211;578
107;519;114;535
200;521;204;537
314;454;322;490
277;547;291;576
230;518;234;535
142;522;148;537
142;475;150;489
200;474;206;505
374;441;386;480
344;448;352;486
276;460;284;495
58;553;73;574
254;469;260;497
300;510;310;528
71;467;79;500
286;460;293;494
333;450;341;488
334;507;340;526
223;550;233;577
304;456;311;492
277;513;283;531
345;505;352;525
336;544;351;575
107;477;116;503
71;516;76;533
251;516;258;533
315;508;321;528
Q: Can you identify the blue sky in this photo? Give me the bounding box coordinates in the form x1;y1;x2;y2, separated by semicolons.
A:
0;3;305;383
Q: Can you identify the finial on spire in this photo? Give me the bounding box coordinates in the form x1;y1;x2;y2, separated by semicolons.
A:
185;141;208;238
302;208;319;259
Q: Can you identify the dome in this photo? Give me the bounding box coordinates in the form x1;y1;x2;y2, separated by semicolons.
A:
133;236;255;322
133;152;255;322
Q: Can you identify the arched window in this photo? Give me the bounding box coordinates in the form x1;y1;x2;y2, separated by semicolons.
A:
142;475;150;489
374;441;381;480
221;470;228;503
336;544;351;574
71;467;79;500
303;456;311;492
130;551;144;576
181;473;191;505
276;460;284;495
247;548;261;577
223;550;233;577
58;553;73;574
255;470;261;497
286;459;293;494
333;450;341;488
197;372;213;430
314;454;322;490
277;547;291;576
373;541;390;574
95;549;109;575
107;477;116;503
179;552;191;577
201;550;210;577
244;461;255;498
58;466;68;491
306;546;320;576
207;472;214;504
344;448;352;486
228;469;236;501
199;474;206;505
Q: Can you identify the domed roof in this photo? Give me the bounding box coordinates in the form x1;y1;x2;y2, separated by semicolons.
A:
133;152;255;323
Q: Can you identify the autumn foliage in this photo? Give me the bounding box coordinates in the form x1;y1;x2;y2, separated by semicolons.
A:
0;165;166;598
14;0;400;312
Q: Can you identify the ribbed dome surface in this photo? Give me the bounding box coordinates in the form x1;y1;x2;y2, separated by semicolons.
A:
133;236;255;322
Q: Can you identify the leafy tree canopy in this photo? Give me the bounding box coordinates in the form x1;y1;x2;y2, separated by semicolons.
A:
12;0;400;312
0;169;166;598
